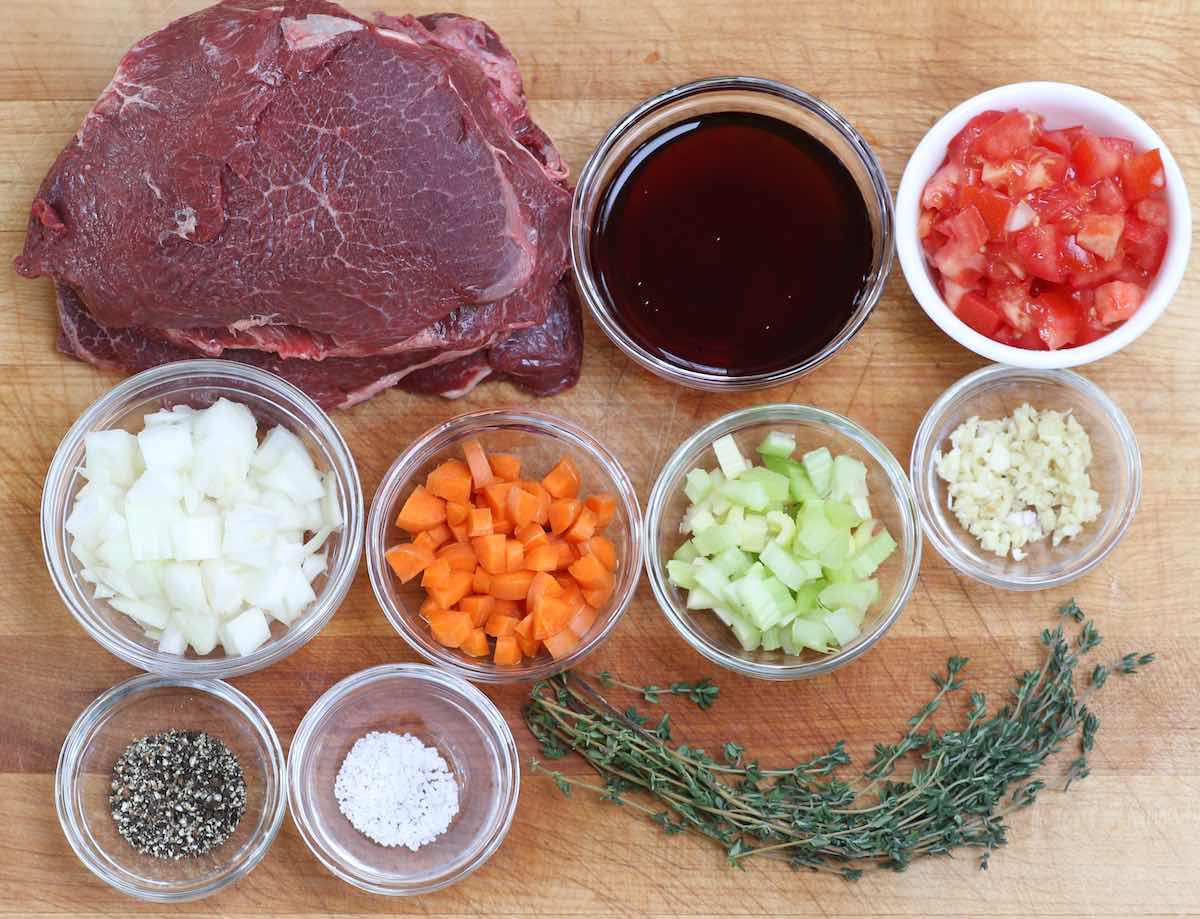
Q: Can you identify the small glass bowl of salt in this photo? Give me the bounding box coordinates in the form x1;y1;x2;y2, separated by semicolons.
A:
286;663;519;895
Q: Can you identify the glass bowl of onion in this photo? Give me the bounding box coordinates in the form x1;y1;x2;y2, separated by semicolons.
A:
40;360;364;679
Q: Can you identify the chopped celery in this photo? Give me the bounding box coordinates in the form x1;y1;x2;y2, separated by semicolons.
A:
793;580;826;613
819;580;879;614
737;514;769;552
712;546;753;578
761;454;797;476
725;505;745;528
825;500;864;529
796;499;838;555
802;447;833;496
693;564;732;601
730;617;762;651
713;434;750;479
742;561;766;581
818;532;852;568
740;466;790;503
686;587;719;610
830;455;868;503
757;430;797;458
823;608;860;645
681;504;715;536
765;509;796;546
852;519;878;552
759;541;809;590
851;529;897;579
791;617;834;653
787;464;819;502
720;479;769;511
693;523;740;555
672;539;699;563
760;625;783;651
666;559;698;590
762;576;794;613
684;468;714;504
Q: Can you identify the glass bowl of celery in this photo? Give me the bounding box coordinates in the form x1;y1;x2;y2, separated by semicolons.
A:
645;404;922;679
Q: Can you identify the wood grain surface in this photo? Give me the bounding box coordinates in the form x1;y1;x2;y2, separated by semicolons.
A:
2;1;1198;916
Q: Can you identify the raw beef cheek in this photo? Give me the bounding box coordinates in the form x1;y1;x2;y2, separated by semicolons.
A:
15;0;580;405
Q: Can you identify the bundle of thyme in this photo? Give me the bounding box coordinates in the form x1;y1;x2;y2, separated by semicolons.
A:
524;603;1153;877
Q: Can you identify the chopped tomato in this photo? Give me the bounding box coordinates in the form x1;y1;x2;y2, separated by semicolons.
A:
1013;224;1064;283
1094;281;1145;325
1092;178;1126;214
1119;149;1164;201
959;186;1011;239
943;204;990;250
1071;133;1123;183
955;292;1002;336
1135;197;1169;228
1059;234;1096;273
947;110;1005;166
971;110;1039;162
921;162;961;210
1034;290;1081;350
933;238;986;285
1039;127;1081;156
987;282;1034;332
1076;213;1125;261
1122;217;1167;272
1068;250;1125;289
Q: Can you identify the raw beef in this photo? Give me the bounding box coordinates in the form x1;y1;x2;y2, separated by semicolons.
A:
14;0;580;406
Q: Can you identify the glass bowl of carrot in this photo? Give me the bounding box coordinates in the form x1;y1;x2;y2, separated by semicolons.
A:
366;410;644;683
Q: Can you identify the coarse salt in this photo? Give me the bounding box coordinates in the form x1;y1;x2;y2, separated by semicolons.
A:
334;731;459;850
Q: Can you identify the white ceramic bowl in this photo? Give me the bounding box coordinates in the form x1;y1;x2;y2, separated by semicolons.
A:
896;81;1191;368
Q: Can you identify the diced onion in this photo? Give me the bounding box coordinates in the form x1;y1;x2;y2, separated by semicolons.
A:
1005;200;1036;233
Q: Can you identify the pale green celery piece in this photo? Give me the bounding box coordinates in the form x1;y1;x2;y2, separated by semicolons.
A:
666;559;698;590
825;499;864;529
761;625;783;651
761;454;802;477
672;539;699;563
757;430;797;458
791;617;835;653
729;617;762;652
830;455;868;502
796;499;838;555
742;561;766;581
852;519;878;552
681;504;715;536
712;434;750;480
801;446;834;496
711;605;738;626
720;479;770;512
759;540;808;590
787;464;819;502
684;468;714;504
823;608;861;646
685;587;718;610
819;580;878;615
851;495;872;522
793;579;826;613
724;505;745;528
818;531;852;568
851;529;897;579
740;466;790;503
712;546;753;578
693;563;732;599
762;575;794;612
765;509;796;545
693;522;741;555
737;514;769;553
779;626;802;655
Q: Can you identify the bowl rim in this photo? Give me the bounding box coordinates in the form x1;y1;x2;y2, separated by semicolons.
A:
40;359;365;679
570;74;895;391
55;673;287;902
285;663;520;895
644;403;922;679
909;363;1142;590
366;408;644;683
896;80;1192;368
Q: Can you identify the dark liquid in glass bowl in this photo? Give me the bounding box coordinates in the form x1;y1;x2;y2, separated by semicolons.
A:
591;111;874;376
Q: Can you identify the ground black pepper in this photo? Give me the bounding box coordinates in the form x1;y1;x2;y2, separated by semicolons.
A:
109;729;247;859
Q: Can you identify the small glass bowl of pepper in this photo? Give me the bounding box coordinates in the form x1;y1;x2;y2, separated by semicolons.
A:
55;674;286;901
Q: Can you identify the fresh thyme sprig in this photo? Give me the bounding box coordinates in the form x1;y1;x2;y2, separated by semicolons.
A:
525;610;1152;878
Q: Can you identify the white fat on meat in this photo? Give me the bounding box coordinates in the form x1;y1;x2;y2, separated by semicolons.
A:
280;14;365;50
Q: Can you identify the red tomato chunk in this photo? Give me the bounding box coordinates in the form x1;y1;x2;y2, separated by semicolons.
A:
919;108;1169;350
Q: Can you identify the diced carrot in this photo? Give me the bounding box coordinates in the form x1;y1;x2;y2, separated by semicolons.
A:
555;540;577;570
514;612;536;638
560;581;587;617
472;565;492;595
460;595;496;628
563;506;597;543
426;458;473;505
505;539;525;573
543;628;582;659
427;569;474;610
437;541;477;572
516;522;549;550
568;553;609;589
517;481;551;526
460;627;490;658
493;597;521;617
467;506;494;538
490;570;535;601
472;533;508;575
526;571;563;609
582;574;614;609
445;501;470;526
484;612;520;638
548;498;582;535
494;518;515;536
493;635;522;665
542;458;581;499
419;595;444;619
420;557;452;590
585;493;617;530
462;439;494;491
514;632;541;658
489;453;521;481
448;520;469;543
385;542;433;583
532;597;572;640
424;524;453;548
429;610;472;648
482;482;514;520
413;530;438;554
507;486;541;528
525;543;559;571
395;485;447;533
554;573;575;592
568;603;599;637
579;535;617;570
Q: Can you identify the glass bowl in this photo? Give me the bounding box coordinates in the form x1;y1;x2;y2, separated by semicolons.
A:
55;674;286;901
367;409;642;683
910;364;1141;589
571;75;894;391
645;404;921;679
41;360;364;679
286;664;519;895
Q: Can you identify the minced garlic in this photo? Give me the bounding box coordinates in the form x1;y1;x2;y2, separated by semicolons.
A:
934;404;1101;561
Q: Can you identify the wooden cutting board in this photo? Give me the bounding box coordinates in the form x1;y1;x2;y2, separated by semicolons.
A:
2;1;1197;916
